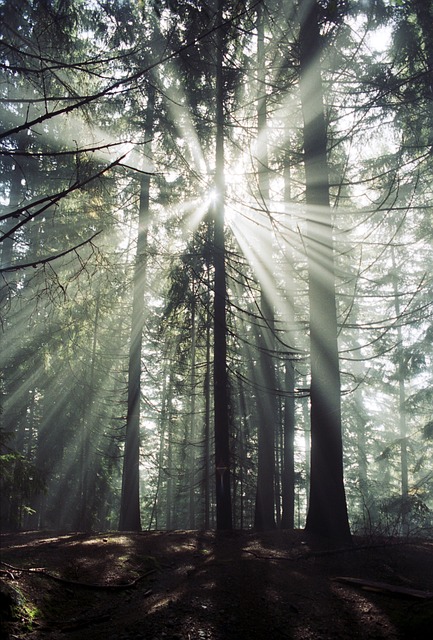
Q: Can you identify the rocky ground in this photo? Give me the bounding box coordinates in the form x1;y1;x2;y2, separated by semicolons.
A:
1;529;433;639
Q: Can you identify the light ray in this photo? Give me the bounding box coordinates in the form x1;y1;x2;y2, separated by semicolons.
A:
156;61;208;178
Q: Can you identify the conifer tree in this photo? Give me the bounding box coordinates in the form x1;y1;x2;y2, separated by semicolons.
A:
299;0;351;543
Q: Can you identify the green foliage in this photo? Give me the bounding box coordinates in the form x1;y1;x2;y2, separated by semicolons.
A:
423;421;433;441
1;582;40;632
376;438;407;461
0;429;46;529
0;432;44;493
382;494;431;532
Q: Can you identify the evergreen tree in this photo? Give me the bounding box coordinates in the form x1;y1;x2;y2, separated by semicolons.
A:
299;0;351;543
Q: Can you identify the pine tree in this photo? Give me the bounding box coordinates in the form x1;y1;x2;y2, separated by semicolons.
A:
299;0;351;543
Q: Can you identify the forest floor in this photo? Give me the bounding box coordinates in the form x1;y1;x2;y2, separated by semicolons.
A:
1;529;433;640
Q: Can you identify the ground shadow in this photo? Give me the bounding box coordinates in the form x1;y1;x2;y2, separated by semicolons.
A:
1;530;433;639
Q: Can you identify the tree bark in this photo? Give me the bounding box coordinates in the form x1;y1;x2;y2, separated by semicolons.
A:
204;262;212;529
188;291;197;529
119;84;155;532
254;2;276;531
412;0;433;95
391;246;408;534
213;0;232;530
281;140;296;530
298;0;351;543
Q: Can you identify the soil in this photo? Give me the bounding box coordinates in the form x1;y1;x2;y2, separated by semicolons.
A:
1;529;433;640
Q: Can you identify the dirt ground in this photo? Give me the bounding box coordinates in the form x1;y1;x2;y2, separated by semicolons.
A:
1;529;433;640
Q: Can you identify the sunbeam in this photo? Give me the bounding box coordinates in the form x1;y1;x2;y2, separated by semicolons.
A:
3;0;432;553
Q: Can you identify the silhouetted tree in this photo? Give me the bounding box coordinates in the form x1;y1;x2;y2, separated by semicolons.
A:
299;0;351;543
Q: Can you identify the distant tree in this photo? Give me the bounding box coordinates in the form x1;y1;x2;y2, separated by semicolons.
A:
0;428;46;531
253;3;277;531
280;142;296;531
213;0;232;531
119;82;155;532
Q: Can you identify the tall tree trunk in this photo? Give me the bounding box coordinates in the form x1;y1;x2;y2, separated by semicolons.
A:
77;291;100;530
119;84;155;531
189;291;197;528
298;0;351;543
253;3;276;531
391;246;408;534
204;262;212;529
165;372;175;530
213;0;232;530
238;376;249;530
352;352;369;526
1;131;26;307
149;363;169;530
301;376;311;521
413;0;433;95
281;140;296;530
281;340;295;529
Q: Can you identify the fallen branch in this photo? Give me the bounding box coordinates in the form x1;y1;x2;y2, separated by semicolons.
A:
242;549;295;561
0;568;16;579
0;562;156;590
303;539;419;559
333;576;433;599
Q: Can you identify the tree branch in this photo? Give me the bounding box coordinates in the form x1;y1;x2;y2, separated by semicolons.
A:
0;231;102;273
0;1;261;141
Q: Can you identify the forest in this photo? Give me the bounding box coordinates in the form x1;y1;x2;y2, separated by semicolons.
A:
1;0;433;545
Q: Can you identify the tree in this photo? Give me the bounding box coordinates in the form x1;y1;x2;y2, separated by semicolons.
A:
2;0;433;537
253;2;277;531
213;0;233;530
280;139;296;530
298;0;351;543
119;86;155;531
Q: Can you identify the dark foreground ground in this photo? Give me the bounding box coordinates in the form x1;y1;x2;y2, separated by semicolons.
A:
1;529;433;639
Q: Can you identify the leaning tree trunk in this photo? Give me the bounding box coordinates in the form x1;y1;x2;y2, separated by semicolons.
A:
119;84;155;532
298;0;351;544
213;0;232;530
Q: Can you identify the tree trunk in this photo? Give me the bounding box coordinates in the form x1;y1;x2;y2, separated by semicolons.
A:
254;2;276;532
281;141;296;530
189;290;197;528
213;0;232;530
301;377;311;521
391;246;409;534
165;373;175;529
119;84;155;531
204;263;212;529
77;291;100;530
413;0;433;95
1;131;26;305
298;0;351;544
